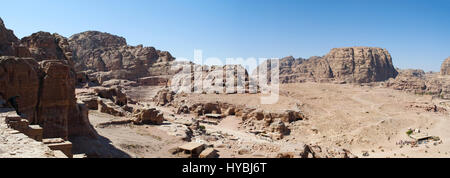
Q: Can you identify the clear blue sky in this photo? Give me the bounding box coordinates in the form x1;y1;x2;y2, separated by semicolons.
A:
1;0;449;71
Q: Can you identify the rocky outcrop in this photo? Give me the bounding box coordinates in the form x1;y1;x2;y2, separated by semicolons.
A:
133;108;164;125
255;47;398;84
0;18;20;56
21;32;73;64
240;109;306;140
154;89;175;106
384;69;450;99
170;64;251;94
0;57;40;120
93;86;127;106
277;144;357;158
37;60;76;139
0;19;95;140
68;31;176;83
442;57;450;75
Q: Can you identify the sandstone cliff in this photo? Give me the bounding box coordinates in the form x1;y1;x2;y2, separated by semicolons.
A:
384;69;450;99
69;31;177;84
0;18;19;56
0;18;95;140
441;57;450;75
254;47;398;84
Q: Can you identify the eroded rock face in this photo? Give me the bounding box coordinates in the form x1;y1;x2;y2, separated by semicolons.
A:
170;64;251;94
326;47;398;83
93;86;127;106
255;47;398;84
442;57;450;75
0;57;40;121
277;144;357;158
68;31;176;83
0;18;19;56
154;89;175;106
133;108;164;125
1;19;95;140
37;60;76;139
21;32;73;64
384;69;450;99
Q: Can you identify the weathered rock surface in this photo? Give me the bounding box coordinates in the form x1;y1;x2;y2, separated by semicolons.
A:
21;32;73;64
37;60;76;139
277;143;357;158
441;57;450;75
98;98;126;117
69;31;177;83
384;69;450;99
0;18;20;56
0;19;95;140
133;108;164;125
93;86;127;106
255;47;398;84
154;88;175;106
170;64;251;94
0;57;40;120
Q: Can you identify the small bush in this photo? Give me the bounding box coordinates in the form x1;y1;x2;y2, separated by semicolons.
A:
406;130;413;136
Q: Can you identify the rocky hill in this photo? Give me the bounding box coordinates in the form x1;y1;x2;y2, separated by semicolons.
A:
441;57;450;75
254;47;399;84
0;18;95;140
68;31;177;84
0;18;19;56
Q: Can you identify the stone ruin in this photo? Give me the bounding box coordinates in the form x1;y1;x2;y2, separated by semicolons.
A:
1;110;77;158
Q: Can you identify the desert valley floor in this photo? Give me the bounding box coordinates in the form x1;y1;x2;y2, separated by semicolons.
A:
69;82;450;158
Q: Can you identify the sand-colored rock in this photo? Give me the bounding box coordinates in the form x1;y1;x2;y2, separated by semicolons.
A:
133;108;164;125
441;57;450;75
69;31;176;83
254;47;398;84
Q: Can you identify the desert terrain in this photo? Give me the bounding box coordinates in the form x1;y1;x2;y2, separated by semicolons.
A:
1;16;449;158
68;81;449;158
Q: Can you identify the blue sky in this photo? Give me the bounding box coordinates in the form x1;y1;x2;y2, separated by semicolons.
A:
1;0;449;71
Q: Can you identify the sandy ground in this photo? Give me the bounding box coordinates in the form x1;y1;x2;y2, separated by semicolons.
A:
73;82;449;158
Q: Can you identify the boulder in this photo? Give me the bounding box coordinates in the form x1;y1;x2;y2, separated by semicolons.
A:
133;108;164;125
177;105;190;114
98;98;126;117
93;86;127;106
154;89;175;106
77;93;99;110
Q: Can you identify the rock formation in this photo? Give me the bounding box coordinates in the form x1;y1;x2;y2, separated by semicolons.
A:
255;47;398;84
132;108;164;125
68;31;177;84
384;69;450;99
169;64;251;94
0;18;95;140
441;57;450;75
0;18;19;56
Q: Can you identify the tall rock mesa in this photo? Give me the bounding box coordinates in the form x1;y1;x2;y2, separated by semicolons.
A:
255;47;398;84
325;47;398;83
68;31;176;83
